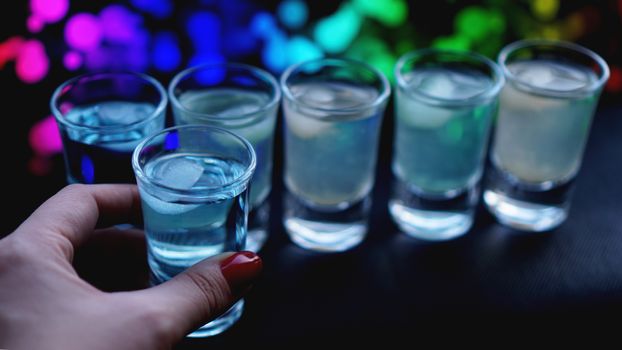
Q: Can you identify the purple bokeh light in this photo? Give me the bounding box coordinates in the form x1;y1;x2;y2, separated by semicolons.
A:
65;13;103;51
99;5;143;44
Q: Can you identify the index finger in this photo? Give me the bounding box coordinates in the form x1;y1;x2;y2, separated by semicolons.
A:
14;184;142;260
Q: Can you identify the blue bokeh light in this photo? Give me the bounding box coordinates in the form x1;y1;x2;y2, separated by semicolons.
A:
130;0;173;19
152;31;181;72
250;12;278;39
223;27;259;56
164;131;179;150
189;52;226;85
262;32;288;72
81;155;95;184
186;11;221;53
277;0;308;29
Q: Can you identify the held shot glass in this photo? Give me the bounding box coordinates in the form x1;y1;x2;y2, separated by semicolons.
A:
132;125;256;337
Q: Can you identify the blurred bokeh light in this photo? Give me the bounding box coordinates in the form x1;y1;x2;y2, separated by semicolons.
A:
0;0;619;176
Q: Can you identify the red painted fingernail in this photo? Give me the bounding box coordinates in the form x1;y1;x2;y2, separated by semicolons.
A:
220;251;262;295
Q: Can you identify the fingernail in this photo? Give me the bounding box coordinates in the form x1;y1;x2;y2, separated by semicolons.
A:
220;251;262;295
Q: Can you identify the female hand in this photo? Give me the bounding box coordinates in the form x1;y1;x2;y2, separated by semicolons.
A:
0;184;262;349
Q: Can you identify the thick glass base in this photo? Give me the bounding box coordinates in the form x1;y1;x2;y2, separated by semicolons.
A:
389;178;477;241
283;191;370;252
483;190;567;232
187;300;244;338
389;201;473;240
484;164;573;232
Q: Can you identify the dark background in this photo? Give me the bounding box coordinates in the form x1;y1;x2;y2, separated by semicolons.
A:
2;0;622;344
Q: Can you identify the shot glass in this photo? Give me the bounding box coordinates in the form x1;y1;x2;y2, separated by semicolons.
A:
390;49;504;240
51;72;167;184
280;58;390;252
169;63;280;252
484;40;609;231
132;125;256;337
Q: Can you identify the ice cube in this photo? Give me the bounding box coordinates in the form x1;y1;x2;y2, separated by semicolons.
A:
296;82;378;109
447;70;491;99
397;94;454;129
417;70;456;99
154;157;204;190
303;84;335;104
500;82;563;111
284;103;331;139
510;60;590;92
547;62;591;91
511;62;555;89
215;103;261;117
96;102;155;126
139;187;200;215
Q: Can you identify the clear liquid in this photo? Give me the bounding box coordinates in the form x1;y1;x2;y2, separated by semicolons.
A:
393;68;496;195
491;59;599;184
175;88;276;207
60;101;163;184
139;153;248;283
284;82;382;208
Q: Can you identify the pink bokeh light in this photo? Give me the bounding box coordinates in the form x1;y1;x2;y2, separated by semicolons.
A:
27;15;44;33
16;39;49;84
59;102;73;114
30;0;69;23
29;115;63;156
65;13;103;51
0;37;24;68
63;51;82;70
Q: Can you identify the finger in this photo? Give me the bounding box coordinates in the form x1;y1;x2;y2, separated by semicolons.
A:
131;251;262;339
15;184;142;260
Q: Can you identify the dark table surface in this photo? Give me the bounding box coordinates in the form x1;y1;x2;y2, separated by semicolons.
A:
181;103;622;346
5;102;622;345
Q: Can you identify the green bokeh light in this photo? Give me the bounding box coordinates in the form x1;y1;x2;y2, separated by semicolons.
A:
456;6;490;41
313;3;362;54
353;0;408;27
432;35;471;51
346;35;396;81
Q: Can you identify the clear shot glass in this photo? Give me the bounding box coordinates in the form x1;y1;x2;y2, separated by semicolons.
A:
280;58;390;252
390;49;504;240
484;40;609;232
169;63;280;252
51;72;167;184
132;125;256;337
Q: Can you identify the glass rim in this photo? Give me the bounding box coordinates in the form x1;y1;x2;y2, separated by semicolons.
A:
395;48;505;106
168;62;281;123
132;124;257;197
50;71;168;133
498;39;610;97
280;58;391;115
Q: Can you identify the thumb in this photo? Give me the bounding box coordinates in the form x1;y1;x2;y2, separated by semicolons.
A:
134;251;262;338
